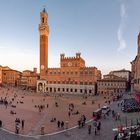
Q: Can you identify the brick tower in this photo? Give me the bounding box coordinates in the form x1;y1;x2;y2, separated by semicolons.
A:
39;8;49;79
138;32;140;55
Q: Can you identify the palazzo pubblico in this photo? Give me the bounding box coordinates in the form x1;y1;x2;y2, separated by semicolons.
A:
37;9;101;94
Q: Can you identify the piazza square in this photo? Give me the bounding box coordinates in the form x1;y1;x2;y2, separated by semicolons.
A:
0;1;140;140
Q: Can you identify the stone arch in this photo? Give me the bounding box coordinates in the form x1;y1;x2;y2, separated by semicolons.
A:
38;82;43;92
37;80;46;93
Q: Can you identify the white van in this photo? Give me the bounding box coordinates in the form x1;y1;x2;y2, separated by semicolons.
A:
101;106;110;114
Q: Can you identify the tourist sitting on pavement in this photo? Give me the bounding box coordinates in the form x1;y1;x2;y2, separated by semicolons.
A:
10;110;16;114
50;118;56;122
92;100;95;104
72;110;79;115
82;102;86;105
20;101;24;104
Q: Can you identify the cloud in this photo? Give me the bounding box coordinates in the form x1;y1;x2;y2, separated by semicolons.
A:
121;4;126;18
0;46;8;49
117;2;127;51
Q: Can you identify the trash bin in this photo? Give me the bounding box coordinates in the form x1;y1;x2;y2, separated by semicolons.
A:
41;126;45;135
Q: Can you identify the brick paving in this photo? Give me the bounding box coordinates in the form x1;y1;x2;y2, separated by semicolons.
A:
0;92;140;140
0;86;107;135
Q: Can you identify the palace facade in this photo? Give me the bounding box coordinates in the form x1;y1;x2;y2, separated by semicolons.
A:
0;66;21;86
37;9;101;94
109;69;131;90
17;68;38;90
97;74;127;94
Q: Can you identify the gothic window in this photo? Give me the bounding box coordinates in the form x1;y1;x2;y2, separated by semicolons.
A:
85;82;87;85
89;82;92;85
80;72;83;75
80;82;83;85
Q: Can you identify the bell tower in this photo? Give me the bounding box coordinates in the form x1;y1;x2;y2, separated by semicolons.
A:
39;8;49;79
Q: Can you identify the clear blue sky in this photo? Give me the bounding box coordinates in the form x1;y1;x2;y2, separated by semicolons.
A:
0;0;140;75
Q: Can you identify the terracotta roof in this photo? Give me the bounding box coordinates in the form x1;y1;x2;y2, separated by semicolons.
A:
2;69;21;73
110;69;130;73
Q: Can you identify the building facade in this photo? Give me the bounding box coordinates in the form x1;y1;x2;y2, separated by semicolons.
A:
110;69;131;82
0;66;2;85
17;68;38;90
131;32;140;92
97;74;127;95
110;69;131;90
2;66;21;86
37;9;101;94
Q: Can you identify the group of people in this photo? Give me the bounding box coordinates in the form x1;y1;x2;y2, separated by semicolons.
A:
0;97;8;108
93;120;101;135
78;115;87;128
57;120;64;128
112;110;121;121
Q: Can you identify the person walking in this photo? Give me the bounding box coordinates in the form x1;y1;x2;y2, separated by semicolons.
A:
0;120;2;127
88;124;91;134
21;120;24;129
97;121;101;135
57;120;60;128
94;127;97;135
68;111;71;117
15;123;20;134
61;121;64;128
78;119;81;129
